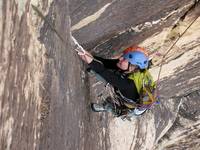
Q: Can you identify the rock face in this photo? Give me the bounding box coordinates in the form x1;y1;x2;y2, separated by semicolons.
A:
0;0;200;150
70;0;195;56
70;0;200;149
0;0;45;149
0;0;82;150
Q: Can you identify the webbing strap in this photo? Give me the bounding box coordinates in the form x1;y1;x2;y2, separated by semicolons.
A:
142;86;157;105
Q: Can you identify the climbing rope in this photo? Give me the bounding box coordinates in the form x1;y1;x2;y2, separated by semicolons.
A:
32;5;84;54
32;4;104;64
32;4;199;109
155;14;200;99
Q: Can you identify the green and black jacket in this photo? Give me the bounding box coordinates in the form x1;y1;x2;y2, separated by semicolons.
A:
89;56;155;103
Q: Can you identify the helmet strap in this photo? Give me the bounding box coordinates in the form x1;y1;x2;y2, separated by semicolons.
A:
127;62;131;71
121;62;131;73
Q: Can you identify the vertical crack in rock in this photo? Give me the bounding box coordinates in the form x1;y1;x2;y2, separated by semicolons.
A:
0;0;7;58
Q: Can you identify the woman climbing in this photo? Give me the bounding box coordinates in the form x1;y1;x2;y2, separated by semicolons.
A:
75;42;157;119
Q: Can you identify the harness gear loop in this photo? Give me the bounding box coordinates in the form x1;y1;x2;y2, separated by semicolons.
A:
139;71;157;108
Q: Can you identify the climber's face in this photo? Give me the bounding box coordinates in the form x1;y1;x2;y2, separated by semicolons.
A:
117;57;129;70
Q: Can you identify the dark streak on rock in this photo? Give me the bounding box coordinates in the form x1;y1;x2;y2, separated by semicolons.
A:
0;0;7;59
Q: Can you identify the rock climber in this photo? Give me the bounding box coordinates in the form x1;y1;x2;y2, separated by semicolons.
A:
76;44;156;119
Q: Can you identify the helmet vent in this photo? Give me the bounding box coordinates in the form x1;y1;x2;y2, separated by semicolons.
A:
128;54;132;58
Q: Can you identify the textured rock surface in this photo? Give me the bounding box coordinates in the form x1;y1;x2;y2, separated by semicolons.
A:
0;0;45;149
0;0;200;150
0;0;108;150
70;0;195;57
104;3;200;150
75;0;200;150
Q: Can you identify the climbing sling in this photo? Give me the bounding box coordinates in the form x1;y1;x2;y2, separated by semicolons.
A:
128;69;157;109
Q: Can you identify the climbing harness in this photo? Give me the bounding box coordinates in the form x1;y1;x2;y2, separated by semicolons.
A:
92;80;153;120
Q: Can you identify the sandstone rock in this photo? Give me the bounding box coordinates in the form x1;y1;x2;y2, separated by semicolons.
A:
1;0;200;150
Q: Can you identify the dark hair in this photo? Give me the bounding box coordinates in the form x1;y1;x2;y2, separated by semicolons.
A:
148;59;153;69
137;59;153;72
